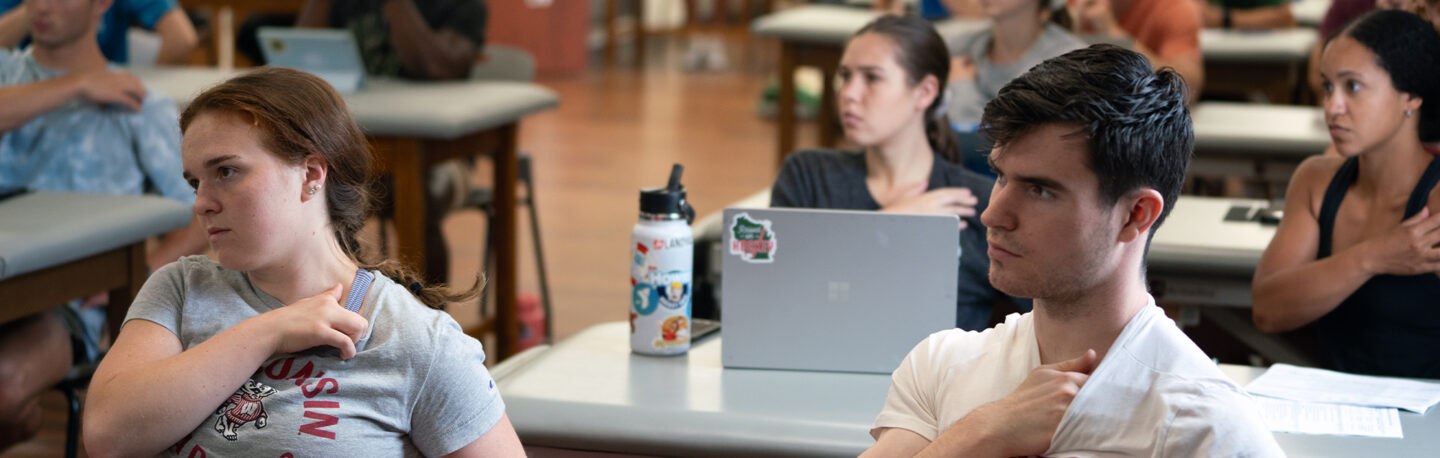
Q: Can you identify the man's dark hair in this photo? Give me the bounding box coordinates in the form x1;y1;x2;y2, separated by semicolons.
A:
980;44;1192;237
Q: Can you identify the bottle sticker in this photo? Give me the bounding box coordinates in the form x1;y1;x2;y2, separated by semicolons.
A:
634;270;688;317
652;270;689;310
654;315;689;348
728;212;777;263
632;283;655;316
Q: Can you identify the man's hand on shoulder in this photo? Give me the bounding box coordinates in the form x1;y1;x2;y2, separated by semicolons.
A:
75;70;146;112
925;349;1098;457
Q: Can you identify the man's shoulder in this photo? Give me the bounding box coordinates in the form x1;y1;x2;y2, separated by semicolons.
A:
1148;367;1248;401
1057;372;1280;456
909;313;1033;369
1110;306;1218;374
0;48;39;84
141;89;178;112
1114;312;1273;441
130;86;180;124
1154;374;1284;456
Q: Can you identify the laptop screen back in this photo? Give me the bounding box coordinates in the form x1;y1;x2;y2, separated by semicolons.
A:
720;207;959;374
257;27;366;94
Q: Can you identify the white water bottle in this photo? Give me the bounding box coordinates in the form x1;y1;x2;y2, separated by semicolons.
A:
630;164;696;355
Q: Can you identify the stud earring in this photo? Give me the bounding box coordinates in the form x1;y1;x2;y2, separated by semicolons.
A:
307;186;320;195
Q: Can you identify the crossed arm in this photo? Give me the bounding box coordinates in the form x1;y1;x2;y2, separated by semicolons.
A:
0;70;146;133
1252;157;1440;332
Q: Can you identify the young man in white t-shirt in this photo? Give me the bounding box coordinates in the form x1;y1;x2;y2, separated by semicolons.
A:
863;44;1284;457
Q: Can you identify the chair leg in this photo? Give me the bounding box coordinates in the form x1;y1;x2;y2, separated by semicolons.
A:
475;153;553;344
520;155;555;343
478;202;496;320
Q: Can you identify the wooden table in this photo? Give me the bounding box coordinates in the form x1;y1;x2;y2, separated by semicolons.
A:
0;193;191;338
134;67;560;360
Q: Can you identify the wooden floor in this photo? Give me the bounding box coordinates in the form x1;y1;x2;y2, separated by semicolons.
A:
3;28;812;457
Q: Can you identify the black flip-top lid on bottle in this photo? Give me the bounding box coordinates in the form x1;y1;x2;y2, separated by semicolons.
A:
640;186;687;214
639;164;696;222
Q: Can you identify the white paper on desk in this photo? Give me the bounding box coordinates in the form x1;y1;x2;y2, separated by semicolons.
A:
1253;397;1403;438
1246;363;1440;413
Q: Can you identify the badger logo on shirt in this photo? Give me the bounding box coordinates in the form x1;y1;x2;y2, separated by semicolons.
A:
213;379;277;441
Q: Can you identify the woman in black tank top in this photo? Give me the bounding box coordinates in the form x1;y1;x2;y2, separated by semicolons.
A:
1252;10;1440;378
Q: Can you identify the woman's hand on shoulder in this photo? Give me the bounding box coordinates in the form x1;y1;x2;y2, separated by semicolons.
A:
1289;154;1440;277
881;185;977;229
1357;207;1440;277
258;283;369;359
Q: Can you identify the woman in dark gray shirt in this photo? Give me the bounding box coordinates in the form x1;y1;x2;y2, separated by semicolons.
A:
771;15;1030;330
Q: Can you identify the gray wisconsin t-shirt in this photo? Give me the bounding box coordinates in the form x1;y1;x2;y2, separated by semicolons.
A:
126;256;504;457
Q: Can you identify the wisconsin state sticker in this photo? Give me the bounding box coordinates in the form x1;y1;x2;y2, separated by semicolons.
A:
728;212;777;263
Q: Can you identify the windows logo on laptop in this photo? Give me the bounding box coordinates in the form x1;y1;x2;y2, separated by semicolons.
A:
257;27;366;94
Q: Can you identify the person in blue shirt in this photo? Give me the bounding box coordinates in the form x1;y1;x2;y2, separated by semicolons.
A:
0;0;196;64
0;0;203;451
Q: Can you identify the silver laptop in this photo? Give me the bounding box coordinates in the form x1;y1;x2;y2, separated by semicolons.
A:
720;207;959;374
257;27;366;94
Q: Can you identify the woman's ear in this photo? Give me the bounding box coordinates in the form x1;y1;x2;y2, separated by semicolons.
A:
916;74;940;113
300;154;329;202
1406;93;1424;119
